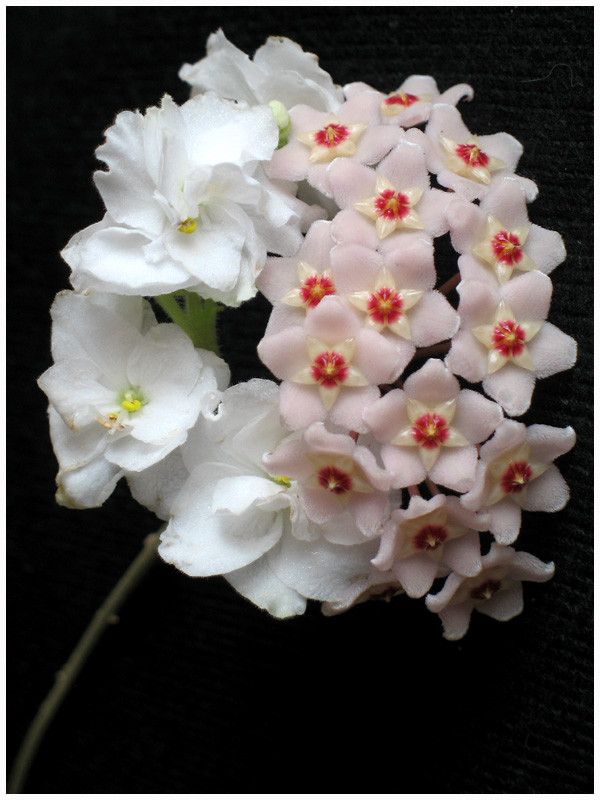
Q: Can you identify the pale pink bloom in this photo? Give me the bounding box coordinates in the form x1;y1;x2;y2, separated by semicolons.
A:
344;75;473;127
329;241;458;376
326;140;450;242
461;419;575;544
373;494;489;598
263;422;391;540
257;295;405;431
446;177;566;284
364;359;503;492
426;543;555;640
265;92;401;196
405;104;538;202
256;219;337;329
446;271;577;416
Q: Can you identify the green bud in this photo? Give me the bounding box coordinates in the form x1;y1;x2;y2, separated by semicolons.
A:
268;100;292;149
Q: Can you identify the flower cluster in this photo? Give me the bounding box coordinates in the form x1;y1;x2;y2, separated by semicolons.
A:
39;31;576;639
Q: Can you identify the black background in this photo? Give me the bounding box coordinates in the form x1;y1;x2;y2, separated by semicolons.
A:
8;7;593;793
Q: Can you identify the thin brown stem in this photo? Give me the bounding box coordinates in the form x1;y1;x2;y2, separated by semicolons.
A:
407;485;421;498
413;341;451;360
8;530;162;794
437;272;461;296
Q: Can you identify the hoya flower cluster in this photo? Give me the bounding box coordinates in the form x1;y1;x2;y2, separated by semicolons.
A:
39;31;576;640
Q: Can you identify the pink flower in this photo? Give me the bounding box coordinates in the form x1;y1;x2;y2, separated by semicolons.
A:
461;419;576;544
426;543;555;640
265;92;401;195
405;104;538;202
329;242;459;378
256;220;337;329
373;494;488;598
327;140;450;243
344;75;473;128
257;295;405;431
364;358;503;492
446;270;577;416
445;177;566;284
263;422;391;539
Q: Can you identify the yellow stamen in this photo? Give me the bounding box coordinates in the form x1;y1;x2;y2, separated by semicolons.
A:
178;218;197;234
122;399;142;412
271;475;291;488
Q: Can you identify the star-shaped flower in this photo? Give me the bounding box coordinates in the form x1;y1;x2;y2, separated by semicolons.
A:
372;494;488;598
290;335;369;410
296;113;369;162
404;104;537;202
445;178;566;284
343;75;473;128
438;133;506;185
279;261;336;310
461;419;575;544
352;176;425;238
446;271;576;416
390;397;469;471
363;358;503;492
425;543;555;640
471;299;542;374
347;265;423;338
472;216;536;283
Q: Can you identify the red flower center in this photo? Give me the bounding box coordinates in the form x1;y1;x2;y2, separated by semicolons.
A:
500;461;533;495
384;91;419;108
374;189;411;220
470;578;502;601
455;143;490;168
492;319;526;358
314;123;350;148
299;273;336;309
491;231;523;265
413;524;448;552
411;413;450;450
317;465;353;495
366;287;404;326
310;351;349;388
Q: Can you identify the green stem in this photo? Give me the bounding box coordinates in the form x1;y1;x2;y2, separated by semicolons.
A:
154;292;221;355
184;293;220;355
8;531;162;794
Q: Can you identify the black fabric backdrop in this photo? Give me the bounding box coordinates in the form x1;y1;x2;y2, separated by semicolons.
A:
7;7;593;794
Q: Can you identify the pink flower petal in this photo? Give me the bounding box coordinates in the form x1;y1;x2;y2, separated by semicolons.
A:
330;208;380;248
509;551;555;583
279;382;327;429
478;582;523;621
446;330;488;383
257;326;311;379
379;140;430;190
488;498;522;544
483;363;536;417
429;446;478;493
524;224;566;274
326;159;377;207
453;389;504;444
393;553;439;598
502;270;552;321
404;358;459;403
409;291;459;347
442;531;482;577
522;464;570;513
380;444;426;488
328;385;382;433
363;389;408;443
528;323;577;379
527;424;576;463
438;602;473;640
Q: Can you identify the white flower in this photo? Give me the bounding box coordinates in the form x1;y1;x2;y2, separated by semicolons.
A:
159;379;382;618
62;94;313;306
180;29;344;112
38;291;228;508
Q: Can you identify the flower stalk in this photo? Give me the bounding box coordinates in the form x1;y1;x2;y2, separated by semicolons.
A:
8;531;162;794
155;291;221;354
